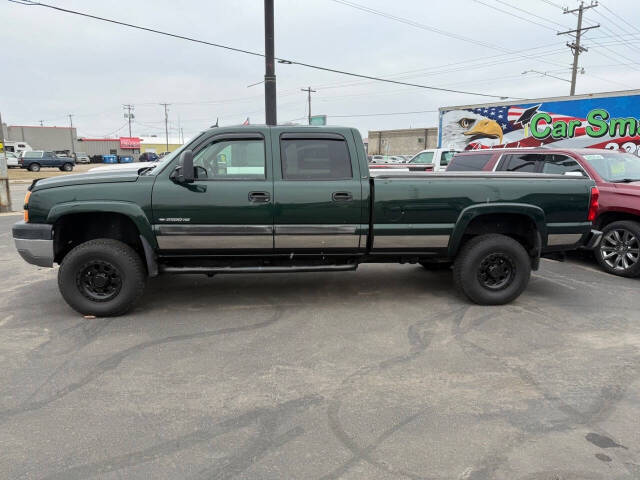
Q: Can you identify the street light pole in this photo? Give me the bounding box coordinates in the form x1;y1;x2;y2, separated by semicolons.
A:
264;0;277;125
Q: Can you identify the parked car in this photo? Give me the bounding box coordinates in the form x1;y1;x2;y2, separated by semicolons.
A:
447;148;640;277
139;152;160;162
407;148;459;172
3;151;20;168
12;125;600;316
18;150;75;172
74;152;91;164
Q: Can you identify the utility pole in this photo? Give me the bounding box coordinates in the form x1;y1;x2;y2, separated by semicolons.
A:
68;114;75;154
0;112;11;212
160;103;170;152
558;1;599;96
123;104;135;137
301;87;316;125
264;0;277;125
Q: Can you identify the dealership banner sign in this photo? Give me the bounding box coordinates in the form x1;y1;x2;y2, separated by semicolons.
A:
439;93;640;155
119;137;141;149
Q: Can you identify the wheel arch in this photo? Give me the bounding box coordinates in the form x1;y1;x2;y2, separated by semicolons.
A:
48;202;157;272
449;204;545;268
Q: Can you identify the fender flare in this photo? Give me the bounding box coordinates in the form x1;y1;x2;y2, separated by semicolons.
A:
47;200;158;249
448;203;547;257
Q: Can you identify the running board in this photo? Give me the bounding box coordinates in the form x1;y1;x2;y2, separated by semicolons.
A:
158;264;358;274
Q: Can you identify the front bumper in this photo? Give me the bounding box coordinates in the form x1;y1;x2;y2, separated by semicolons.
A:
12;221;54;267
584;229;603;250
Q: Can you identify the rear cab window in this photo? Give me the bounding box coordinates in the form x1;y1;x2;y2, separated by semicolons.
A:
447;153;493;171
281;138;353;180
24;151;44;159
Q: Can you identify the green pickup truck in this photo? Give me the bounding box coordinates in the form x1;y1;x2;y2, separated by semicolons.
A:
13;125;601;316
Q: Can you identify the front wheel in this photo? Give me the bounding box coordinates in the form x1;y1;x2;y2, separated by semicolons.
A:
595;221;640;277
453;234;531;305
61;163;74;171
58;239;146;316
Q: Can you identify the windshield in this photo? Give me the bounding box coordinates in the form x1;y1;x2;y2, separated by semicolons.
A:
582;152;640;182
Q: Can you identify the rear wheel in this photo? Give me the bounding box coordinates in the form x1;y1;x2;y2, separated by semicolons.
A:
595;221;640;277
29;163;41;172
58;239;146;316
454;234;531;305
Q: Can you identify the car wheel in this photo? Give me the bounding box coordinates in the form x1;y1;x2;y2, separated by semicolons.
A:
58;239;146;316
420;261;452;270
595;221;640;277
29;163;41;172
62;163;73;171
453;234;531;305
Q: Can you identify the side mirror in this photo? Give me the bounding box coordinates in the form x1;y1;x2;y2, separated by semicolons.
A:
175;150;194;183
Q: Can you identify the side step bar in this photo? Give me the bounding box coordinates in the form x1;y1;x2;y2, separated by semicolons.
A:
158;264;358;274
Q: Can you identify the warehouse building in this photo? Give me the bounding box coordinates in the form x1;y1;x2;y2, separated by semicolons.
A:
367;127;438;155
3;124;77;153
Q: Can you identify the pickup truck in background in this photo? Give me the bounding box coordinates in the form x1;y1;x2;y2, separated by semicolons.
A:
19;150;75;172
13;126;600;316
447;148;640;278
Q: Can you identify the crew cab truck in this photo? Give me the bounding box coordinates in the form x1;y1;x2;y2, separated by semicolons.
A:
19;150;75;172
12;126;601;316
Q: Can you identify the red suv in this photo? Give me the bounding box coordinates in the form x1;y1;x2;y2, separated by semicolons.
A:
447;148;640;277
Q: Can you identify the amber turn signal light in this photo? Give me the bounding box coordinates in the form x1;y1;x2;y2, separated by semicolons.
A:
23;191;31;222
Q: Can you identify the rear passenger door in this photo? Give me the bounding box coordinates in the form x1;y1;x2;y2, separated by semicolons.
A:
273;132;364;251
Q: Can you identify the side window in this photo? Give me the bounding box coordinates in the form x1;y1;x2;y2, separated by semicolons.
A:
447;153;493;171
440;151;455;166
193;139;265;179
501;153;544;172
542;155;586;176
281;138;352;180
411;152;434;164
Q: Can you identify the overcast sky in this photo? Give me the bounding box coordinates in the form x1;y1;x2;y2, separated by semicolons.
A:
2;0;639;140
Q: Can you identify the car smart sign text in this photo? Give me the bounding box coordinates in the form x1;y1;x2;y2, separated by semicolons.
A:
530;109;640;140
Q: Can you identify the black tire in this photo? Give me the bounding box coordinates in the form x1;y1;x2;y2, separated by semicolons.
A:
58;239;146;316
453;234;531;305
419;261;452;270
29;163;41;172
595;220;640;278
61;163;73;171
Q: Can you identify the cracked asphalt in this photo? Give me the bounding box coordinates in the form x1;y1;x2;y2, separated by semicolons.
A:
1;213;640;479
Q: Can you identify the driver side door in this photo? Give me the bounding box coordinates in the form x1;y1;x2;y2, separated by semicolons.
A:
151;132;274;252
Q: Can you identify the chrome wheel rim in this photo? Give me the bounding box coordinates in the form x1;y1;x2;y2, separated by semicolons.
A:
600;229;640;271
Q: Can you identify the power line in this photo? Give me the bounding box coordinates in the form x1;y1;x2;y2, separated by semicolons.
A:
8;0;513;100
330;109;438;118
472;0;559;31
599;2;640;34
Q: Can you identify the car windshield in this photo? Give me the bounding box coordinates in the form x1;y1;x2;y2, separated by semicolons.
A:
582;152;640;182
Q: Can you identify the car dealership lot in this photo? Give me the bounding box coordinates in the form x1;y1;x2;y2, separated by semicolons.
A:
1;213;639;479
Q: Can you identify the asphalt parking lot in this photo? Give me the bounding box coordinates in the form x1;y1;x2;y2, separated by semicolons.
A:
1;213;639;479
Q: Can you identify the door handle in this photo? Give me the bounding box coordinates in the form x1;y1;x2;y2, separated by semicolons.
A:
248;191;271;203
332;191;353;202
